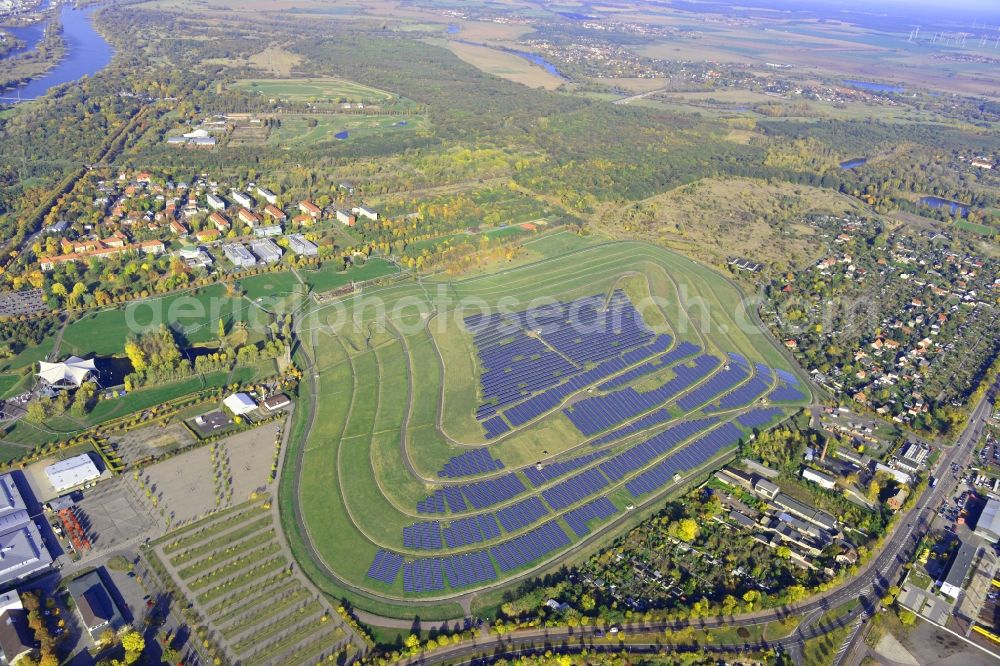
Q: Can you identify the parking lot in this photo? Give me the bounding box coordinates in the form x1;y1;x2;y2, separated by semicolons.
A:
73;477;159;553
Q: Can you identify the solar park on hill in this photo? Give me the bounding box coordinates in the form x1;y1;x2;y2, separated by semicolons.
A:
287;239;810;616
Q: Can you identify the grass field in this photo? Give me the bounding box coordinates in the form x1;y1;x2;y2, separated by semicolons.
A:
267;113;425;145
238;271;303;301
233;77;393;102
298;258;398;293
61;285;252;356
283;240;808;619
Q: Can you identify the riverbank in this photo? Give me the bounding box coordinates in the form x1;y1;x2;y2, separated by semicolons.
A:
0;14;64;93
0;3;112;102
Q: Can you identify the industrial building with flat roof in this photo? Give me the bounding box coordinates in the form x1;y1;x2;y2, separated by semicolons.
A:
222;243;256;268
939;539;979;598
0;474;53;587
287;234;318;256
250;239;282;264
974;497;1000;542
45;454;101;493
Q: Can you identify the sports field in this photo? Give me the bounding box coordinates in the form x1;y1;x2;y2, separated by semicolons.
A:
233;77;393;102
282;240;810;619
267;113;425;145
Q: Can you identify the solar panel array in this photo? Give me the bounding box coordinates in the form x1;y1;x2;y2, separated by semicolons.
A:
496;497;549;532
769;368;807;402
600;417;720;482
403;557;445;593
442;550;497;589
490;520;571;573
402;521;442;550
598;341;701;390
589;408;672;447
481;416;510;440
366;549;403;585
675;354;750;411
438;449;505;478
564;497;619;537
564;354;721;436
625;423;744;498
542;468;609;511
442;514;501;548
417;472;526;514
705;374;771;412
737;407;786;429
468;292;671;434
522;450;609;487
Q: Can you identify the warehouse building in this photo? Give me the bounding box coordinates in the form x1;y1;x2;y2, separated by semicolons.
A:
0;474;54;587
250;239;282;264
44;454;101;493
287;234;318;257
222;243;257;268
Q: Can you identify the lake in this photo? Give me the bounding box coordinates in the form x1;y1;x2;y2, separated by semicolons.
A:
919;196;970;217
3;3;113;101
842;80;904;94
840;158;867;170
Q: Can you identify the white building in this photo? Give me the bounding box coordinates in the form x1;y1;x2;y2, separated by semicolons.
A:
335;209;356;226
222;243;257;268
351;206;378;222
255;186;277;204
231;190;255;209
44;454;101;493
36;356;97;389
206;193;226;211
801;467;837;490
253;224;282;238
179;246;213;269
250;239;282;265
223;393;257;416
287;234;318;257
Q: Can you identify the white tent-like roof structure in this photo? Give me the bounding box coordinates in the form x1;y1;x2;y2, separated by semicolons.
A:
36;357;96;388
223;393;257;416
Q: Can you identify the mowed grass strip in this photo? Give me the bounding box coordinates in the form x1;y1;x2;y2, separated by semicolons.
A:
232;599;323;652
196;556;288;604
233;77;393;102
169;516;274;566
186;541;282;588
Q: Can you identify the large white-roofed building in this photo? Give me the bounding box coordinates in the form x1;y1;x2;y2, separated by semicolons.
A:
223;393;257;416
44;454;101;493
0;473;53;587
36;356;96;389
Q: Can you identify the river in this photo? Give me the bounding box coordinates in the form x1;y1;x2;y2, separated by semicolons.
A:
2;1;113;101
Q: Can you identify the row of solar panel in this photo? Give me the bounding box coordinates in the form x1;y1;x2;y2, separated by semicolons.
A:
625;422;743;498
496;496;549;533
402;521;442;550
564;354;721;436
542;467;609;511
442;513;502;548
704;375;770;413
768;369;807;402
490;520;571;573
737;407;786;429
523;450;609;487
598;340;701;390
588;408;672;447
600;417;720;482
417;472;526;514
366;549;404;585
437;448;505;478
563;497;619;538
482;416;511;439
675;354;750;411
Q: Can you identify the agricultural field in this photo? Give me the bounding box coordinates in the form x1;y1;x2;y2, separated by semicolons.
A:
147;498;361;665
442;40;565;91
283;240;810;620
233;77;394;103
